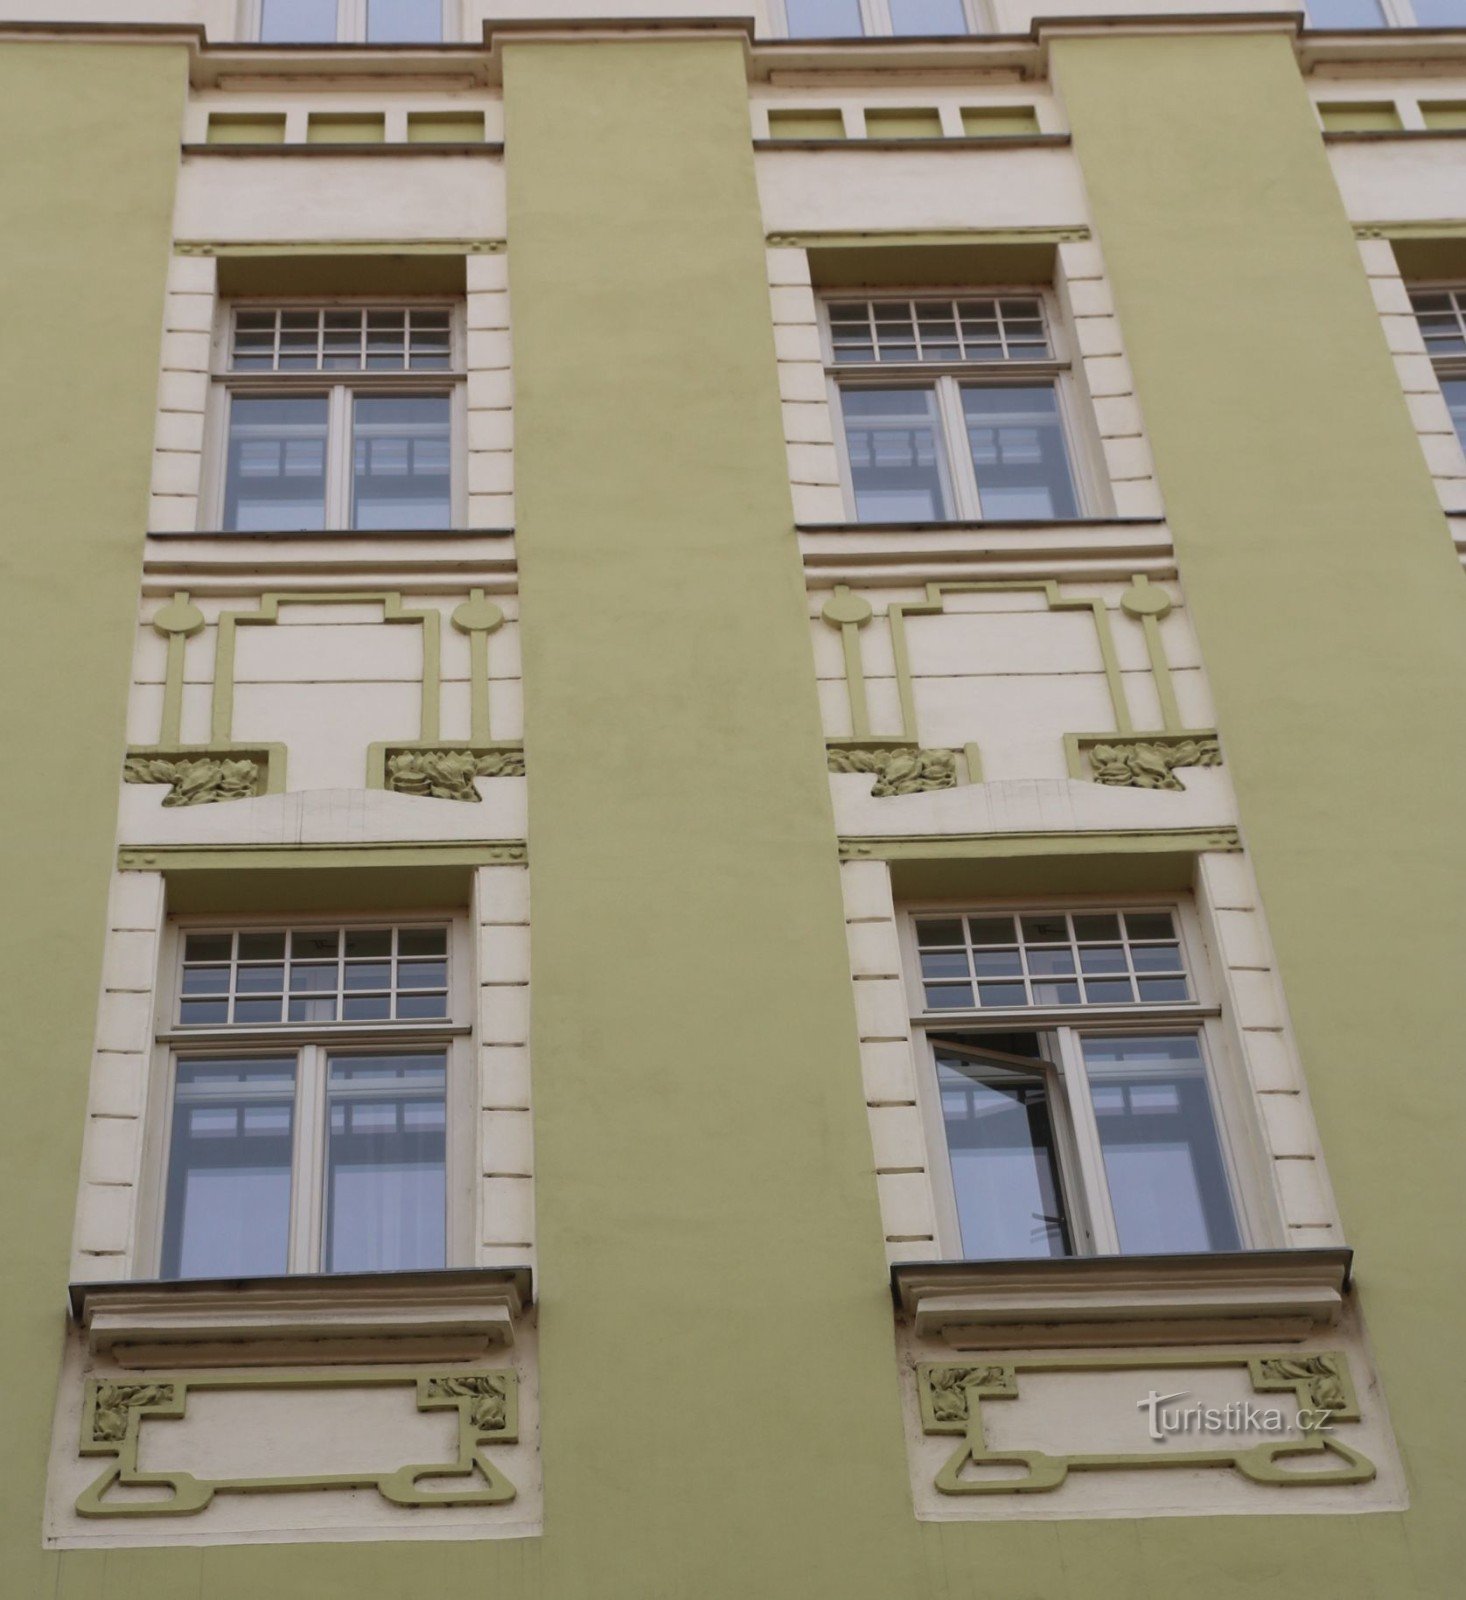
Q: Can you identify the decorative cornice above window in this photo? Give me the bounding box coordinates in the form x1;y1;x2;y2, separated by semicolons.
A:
892;1249;1352;1349
70;1266;531;1369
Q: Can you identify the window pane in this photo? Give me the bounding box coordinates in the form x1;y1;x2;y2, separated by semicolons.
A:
1307;0;1386;22
324;1053;447;1272
961;384;1078;519
1083;1035;1241;1254
784;0;865;36
161;1059;296;1278
259;0;338;42
888;0;969;34
841;387;950;521
1411;1;1466;24
936;1048;1070;1259
223;395;329;532
352;394;452;529
1443;378;1466;451
367;0;443;42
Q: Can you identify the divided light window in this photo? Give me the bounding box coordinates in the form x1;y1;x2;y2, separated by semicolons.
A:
782;0;982;37
255;0;449;44
215;303;460;533
826;294;1081;523
155;920;460;1281
1409;286;1466;453
1307;2;1466;26
908;906;1244;1263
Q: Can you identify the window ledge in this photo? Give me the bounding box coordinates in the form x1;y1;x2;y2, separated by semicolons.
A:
892;1249;1352;1349
70;1266;530;1370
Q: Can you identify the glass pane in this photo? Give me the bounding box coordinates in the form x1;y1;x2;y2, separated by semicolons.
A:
1414;1;1466;24
292;929;340;960
961;384;1078;520
1124;911;1176;941
888;0;969;34
223;395;328;532
967;916;1015;946
180;999;229;1026
234;997;284;1023
1071;913;1121;942
289;961;338;992
1079;945;1128;975
1020;914;1068;943
397;992;449;1020
936;1048;1069;1258
343;994;392;1021
161;1059;295;1278
235;964;284;993
784;0;865;35
1442;378;1466;451
841;387;950;521
977;982;1026;1007
1084;1035;1241;1254
238;931;287;961
367;0;444;42
344;961;392;990
921;951;970;980
925;983;975;1009
258;0;338;42
916;917;965;947
1307;0;1387;20
972;949;1022;978
324;1054;447;1272
351;394;452;530
1025;947;1075;977
398;927;448;956
345;928;393;957
184;933;232;963
398;959;448;989
182;966;230;996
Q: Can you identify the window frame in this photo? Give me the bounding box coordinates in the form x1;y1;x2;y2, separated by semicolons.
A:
819;288;1096;523
1308;1;1464;27
243;0;457;45
138;909;475;1280
203;296;467;534
773;0;991;40
899;896;1273;1260
1409;281;1466;463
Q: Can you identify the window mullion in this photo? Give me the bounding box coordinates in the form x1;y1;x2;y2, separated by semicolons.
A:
938;376;980;519
291;1042;326;1272
329;385;353;529
1055;1026;1122;1255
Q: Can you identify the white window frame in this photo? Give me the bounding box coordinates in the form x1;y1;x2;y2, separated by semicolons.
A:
1308;0;1463;26
203;297;467;533
899;896;1274;1259
1409;281;1466;462
820;289;1097;523
243;0;457;45
137;910;475;1279
773;0;991;39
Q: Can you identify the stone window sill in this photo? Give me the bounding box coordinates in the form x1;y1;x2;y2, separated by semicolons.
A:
69;1266;531;1369
892;1249;1352;1349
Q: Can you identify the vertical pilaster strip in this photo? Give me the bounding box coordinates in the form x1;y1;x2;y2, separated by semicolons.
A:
504;35;917;1594
1056;30;1466;1586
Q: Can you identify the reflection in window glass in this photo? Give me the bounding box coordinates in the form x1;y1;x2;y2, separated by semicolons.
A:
841;386;950;521
324;1054;447;1271
367;0;443;41
1083;1034;1240;1254
1307;0;1387;23
259;0;339;43
961;384;1078;519
1413;1;1466;25
161;1059;296;1278
1442;378;1466;452
888;0;969;34
352;394;452;529
784;0;865;35
936;1045;1070;1259
223;394;329;531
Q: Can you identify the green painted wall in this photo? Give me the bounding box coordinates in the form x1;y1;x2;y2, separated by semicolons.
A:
1053;30;1466;1593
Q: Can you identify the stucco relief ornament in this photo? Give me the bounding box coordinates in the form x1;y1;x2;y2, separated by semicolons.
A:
123;756;261;806
90;1383;175;1444
827;746;958;796
1089;737;1221;790
1256;1355;1347;1413
422;1374;511;1432
385;748;526;802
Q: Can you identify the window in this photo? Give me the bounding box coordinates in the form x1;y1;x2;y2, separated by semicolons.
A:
1308;0;1466;25
151;920;465;1279
254;0;449;43
908;906;1247;1262
1409;286;1466;453
212;304;461;532
825;295;1082;522
781;0;983;37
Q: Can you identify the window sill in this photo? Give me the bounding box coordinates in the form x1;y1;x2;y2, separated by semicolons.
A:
892;1249;1352;1349
70;1266;530;1370
183;143;503;157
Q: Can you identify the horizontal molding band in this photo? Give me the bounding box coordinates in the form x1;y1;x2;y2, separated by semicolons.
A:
839;827;1240;863
118;841;527;872
767;224;1089;249
182;143;503;158
175;238;505;256
754;135;1070;153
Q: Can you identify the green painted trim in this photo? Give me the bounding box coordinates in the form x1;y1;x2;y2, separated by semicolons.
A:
118;841;527;872
210;590;442;746
765;225;1090;248
367;740;525;798
76;1369;518;1518
176;238;506;255
839;827;1240;862
1063;729;1221;785
124;743;288;801
918;1352;1373;1497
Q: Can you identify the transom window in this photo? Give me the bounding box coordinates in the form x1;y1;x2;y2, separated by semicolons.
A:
153;918;464;1280
1410;286;1466;454
212;301;461;533
254;0;449;44
908;904;1246;1263
825;292;1081;523
781;0;985;38
1307;1;1466;26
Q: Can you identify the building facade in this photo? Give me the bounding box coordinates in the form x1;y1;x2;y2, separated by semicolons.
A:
1;0;1463;1593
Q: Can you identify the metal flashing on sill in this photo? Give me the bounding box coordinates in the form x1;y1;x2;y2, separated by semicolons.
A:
1323;128;1466;143
892;1249;1354;1350
147;527;514;540
797;517;1165;533
754;135;1070;152
183;143;503;157
70;1266;532;1369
